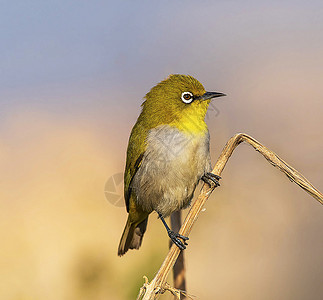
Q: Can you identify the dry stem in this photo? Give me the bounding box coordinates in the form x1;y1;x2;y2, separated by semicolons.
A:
137;133;323;300
170;211;186;299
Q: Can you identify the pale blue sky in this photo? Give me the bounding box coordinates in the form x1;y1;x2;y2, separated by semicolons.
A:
1;1;322;112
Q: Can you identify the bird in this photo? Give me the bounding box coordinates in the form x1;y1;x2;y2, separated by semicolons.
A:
118;74;225;256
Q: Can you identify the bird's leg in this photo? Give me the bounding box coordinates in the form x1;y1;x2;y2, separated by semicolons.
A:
158;212;189;250
202;172;221;187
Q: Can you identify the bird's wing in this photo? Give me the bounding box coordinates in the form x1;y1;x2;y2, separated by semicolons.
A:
124;122;147;212
124;153;144;212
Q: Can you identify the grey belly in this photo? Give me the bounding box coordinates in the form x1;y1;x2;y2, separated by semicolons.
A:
131;125;211;217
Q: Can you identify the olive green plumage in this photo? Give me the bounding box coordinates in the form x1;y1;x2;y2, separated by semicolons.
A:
118;74;225;256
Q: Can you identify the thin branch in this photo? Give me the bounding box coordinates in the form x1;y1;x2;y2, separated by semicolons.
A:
170;211;186;299
137;133;323;300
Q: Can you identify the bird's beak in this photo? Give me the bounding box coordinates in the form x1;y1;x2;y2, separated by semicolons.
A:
199;91;226;101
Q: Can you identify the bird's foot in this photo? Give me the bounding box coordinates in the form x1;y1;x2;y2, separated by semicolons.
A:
202;172;221;188
167;230;189;250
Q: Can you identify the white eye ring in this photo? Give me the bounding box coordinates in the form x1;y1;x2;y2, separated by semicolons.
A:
181;91;194;104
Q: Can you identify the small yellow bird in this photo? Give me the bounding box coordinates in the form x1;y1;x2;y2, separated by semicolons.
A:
118;74;225;256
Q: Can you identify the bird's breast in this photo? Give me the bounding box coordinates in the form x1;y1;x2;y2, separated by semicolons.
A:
132;124;211;216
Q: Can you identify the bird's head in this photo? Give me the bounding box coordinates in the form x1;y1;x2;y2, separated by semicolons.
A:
141;74;225;134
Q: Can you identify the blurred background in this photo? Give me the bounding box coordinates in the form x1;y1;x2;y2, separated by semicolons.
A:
0;1;322;299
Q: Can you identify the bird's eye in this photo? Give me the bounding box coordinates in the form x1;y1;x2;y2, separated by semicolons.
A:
181;92;194;104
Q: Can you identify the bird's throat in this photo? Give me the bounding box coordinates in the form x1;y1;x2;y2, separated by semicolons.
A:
171;114;207;135
171;102;209;135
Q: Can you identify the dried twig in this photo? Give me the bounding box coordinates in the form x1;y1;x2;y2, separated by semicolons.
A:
170;211;186;299
137;133;323;300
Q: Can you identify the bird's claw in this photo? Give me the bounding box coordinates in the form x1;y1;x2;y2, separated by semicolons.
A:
202;172;221;187
168;230;189;250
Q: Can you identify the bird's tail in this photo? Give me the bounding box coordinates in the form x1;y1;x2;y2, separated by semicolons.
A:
118;216;148;256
